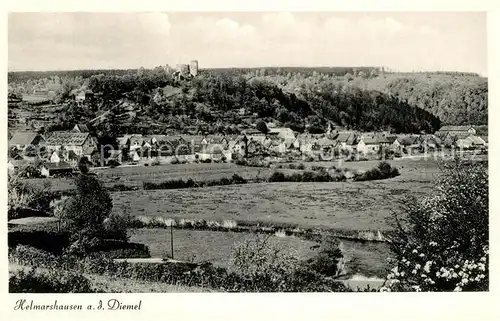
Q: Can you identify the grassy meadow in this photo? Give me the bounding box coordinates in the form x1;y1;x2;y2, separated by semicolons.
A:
113;175;434;232
29;163;298;192
21;157;465;281
129;228;391;278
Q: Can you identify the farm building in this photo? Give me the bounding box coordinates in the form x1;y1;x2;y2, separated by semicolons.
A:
392;136;420;152
357;134;390;154
9;131;45;149
385;136;398;145
180;135;206;152
50;151;62;163
40;162;73;178
435;125;478;144
315;137;337;153
246;140;263;155
117;134;135;149
268;127;295;139
481;136;488;146
45;132;97;158
129;150;142;162
283;138;296;150
151;136;191;156
333;132;358;151
250;135;271;147
204;135;229;147
454;134;486;149
269;140;287;154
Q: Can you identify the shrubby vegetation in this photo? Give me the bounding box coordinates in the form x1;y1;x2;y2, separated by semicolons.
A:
10;268;96;293
9;242;349;292
54;175;128;244
384;159;488;291
229;235;348;292
143;174;247;190
268;170;345;183
353;162;400;181
303;236;346;278
8;174;52;219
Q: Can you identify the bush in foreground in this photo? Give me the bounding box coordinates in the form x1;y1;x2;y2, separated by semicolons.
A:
384;159;488;292
54;175;127;242
229;235;348;292
303;236;346;278
9;268;96;293
10;241;349;292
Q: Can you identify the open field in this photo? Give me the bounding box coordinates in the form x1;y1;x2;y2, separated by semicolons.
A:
25;156;456;193
130;228;317;265
129;228;391;278
93;163;286;182
27;163;298;192
106;158;446;232
114;177;434;232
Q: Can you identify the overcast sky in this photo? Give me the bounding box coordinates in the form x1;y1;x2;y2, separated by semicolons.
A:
8;12;487;75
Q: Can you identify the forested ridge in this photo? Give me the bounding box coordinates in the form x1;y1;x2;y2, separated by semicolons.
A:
9;67;487;135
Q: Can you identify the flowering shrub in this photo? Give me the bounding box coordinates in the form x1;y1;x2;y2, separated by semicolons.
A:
383;158;488;292
229;235;300;291
228;235;348;292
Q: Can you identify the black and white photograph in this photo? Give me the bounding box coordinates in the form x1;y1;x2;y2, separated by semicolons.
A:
6;10;489;297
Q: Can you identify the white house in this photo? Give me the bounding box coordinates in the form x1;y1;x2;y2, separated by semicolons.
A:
357;136;380;154
455;137;474;149
50;151;61;163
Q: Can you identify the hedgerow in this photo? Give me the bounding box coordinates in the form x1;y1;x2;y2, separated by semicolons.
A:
9;244;350;292
353;162;400;181
9;268;97;293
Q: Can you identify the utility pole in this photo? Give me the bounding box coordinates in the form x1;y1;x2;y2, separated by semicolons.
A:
170;223;174;260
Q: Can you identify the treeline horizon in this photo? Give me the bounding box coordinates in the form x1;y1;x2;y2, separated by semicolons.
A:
8;67;483;82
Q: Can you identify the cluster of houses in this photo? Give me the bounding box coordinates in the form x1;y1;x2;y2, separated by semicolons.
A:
8;123;488;178
114;125;488;163
8;124;98;177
